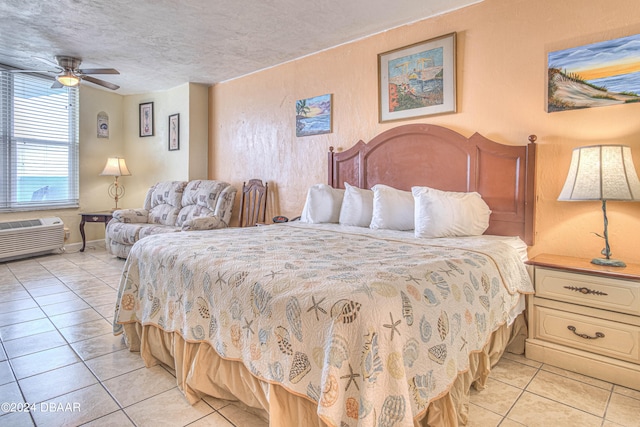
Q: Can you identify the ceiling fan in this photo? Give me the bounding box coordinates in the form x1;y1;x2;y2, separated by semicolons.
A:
11;56;120;90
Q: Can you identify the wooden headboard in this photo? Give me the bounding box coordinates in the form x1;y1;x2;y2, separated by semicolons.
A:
328;124;537;245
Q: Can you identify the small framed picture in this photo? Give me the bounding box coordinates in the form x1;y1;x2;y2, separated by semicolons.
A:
139;102;154;137
97;111;109;138
295;93;332;137
168;113;180;151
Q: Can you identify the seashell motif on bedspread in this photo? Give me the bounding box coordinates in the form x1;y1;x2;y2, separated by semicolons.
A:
330;299;361;324
286;297;303;341
400;291;413;326
379;395;407;427
362;332;383;383
113;223;533;427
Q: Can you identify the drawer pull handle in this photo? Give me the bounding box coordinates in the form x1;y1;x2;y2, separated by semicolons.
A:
567;325;605;340
564;286;607;296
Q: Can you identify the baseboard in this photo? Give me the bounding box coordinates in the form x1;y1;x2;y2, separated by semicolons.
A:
63;239;106;253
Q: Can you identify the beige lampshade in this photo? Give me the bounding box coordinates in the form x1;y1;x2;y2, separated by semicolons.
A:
558;145;640;201
100;157;131;177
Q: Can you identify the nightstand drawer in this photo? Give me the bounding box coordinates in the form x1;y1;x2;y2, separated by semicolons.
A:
534;305;640;363
535;267;640;316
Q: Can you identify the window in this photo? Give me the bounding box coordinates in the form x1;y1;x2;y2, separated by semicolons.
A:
0;69;79;212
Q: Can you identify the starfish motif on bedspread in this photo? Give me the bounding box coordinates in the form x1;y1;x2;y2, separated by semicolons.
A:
383;312;401;341
189;251;207;260
340;363;360;391
306;296;327;321
215;271;226;286
460;336;468;351
243;317;255;337
264;270;283;280
405;274;421;285
438;267;454;277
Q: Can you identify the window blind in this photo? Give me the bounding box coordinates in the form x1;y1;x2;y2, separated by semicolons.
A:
0;69;79;211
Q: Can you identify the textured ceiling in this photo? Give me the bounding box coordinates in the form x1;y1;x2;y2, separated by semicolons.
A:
0;0;481;95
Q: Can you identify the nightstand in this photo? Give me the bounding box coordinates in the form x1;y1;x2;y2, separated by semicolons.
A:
525;254;640;389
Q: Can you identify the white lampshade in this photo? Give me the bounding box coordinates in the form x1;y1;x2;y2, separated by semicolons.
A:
100;157;131;177
558;145;640;201
56;70;80;87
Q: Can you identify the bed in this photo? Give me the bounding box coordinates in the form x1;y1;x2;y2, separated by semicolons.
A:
113;124;537;426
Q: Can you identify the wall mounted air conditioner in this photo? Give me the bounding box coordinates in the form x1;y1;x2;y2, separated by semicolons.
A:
0;217;64;262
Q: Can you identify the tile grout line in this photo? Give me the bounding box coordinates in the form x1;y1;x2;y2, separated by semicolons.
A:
1;252;126;426
495;357;541;426
520;367;612;424
4;250;228;427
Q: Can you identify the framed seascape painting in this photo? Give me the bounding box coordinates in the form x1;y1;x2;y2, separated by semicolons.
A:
378;33;456;122
548;33;640;112
139;102;154;137
296;93;332;137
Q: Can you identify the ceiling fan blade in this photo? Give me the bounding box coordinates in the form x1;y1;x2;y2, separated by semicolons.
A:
51;80;63;89
7;69;56;73
82;75;120;90
78;68;119;75
32;56;62;69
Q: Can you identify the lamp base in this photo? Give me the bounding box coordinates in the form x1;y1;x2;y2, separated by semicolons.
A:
591;257;626;268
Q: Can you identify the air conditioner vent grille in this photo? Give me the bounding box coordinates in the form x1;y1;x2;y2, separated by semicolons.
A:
0;219;43;230
0;217;64;262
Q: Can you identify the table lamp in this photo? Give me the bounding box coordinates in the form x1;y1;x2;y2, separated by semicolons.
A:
100;157;131;210
558;145;640;267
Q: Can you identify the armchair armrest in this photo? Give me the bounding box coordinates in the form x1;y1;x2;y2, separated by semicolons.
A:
112;208;149;224
182;215;229;231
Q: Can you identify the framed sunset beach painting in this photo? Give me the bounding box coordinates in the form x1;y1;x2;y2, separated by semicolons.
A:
548;33;640;112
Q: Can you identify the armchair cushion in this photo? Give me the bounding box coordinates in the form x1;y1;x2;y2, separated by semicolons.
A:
182;215;227;231
146;181;187;226
112;208;149;223
106;222;143;245
177;180;233;227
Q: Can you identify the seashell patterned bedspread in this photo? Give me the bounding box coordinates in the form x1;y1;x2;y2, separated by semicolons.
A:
113;222;533;427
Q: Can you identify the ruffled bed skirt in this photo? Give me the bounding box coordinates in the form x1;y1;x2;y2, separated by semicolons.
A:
121;314;527;427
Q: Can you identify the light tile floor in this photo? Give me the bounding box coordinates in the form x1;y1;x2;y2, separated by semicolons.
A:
0;243;638;427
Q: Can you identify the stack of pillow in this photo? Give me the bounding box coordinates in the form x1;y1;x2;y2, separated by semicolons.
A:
299;182;491;238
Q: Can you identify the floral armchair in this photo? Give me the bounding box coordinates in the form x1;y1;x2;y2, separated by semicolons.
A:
105;180;236;258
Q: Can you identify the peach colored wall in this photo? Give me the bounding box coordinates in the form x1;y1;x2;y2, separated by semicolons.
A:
210;0;640;263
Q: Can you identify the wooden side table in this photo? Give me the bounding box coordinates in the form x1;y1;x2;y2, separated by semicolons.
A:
525;253;640;389
79;211;113;252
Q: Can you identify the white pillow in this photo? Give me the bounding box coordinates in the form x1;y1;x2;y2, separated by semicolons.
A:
339;182;374;227
370;184;415;230
300;184;345;224
412;186;491;238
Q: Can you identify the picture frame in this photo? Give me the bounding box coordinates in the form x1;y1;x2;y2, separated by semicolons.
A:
547;33;640;112
378;32;456;122
168;113;180;151
97;111;109;138
295;93;332;137
139;102;154;137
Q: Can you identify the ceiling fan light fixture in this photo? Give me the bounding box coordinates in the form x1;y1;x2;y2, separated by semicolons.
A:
57;70;80;87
